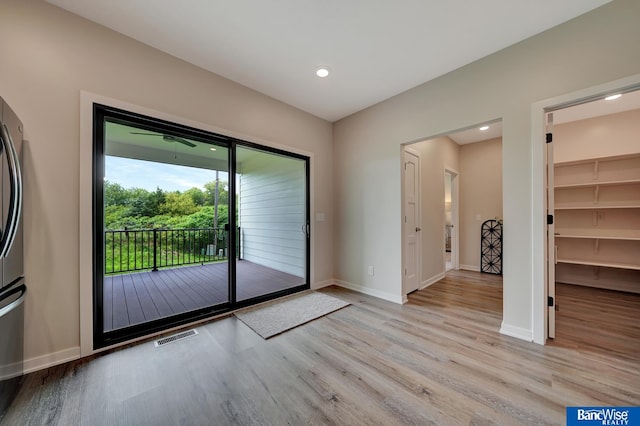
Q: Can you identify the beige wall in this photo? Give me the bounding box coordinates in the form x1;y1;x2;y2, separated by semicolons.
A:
411;137;459;285
0;0;332;368
555;109;640;162
459;138;503;270
333;0;640;339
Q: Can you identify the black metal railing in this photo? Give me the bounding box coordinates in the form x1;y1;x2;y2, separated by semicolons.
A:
105;227;240;275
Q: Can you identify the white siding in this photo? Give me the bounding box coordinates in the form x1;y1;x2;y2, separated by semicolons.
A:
239;151;306;277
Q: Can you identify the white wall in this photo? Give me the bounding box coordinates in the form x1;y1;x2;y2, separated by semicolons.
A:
459;138;503;271
0;0;332;369
333;0;640;341
239;152;306;277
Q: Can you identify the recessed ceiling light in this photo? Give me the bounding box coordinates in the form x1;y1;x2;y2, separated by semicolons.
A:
316;67;330;78
479;125;490;131
210;147;217;151
605;93;622;101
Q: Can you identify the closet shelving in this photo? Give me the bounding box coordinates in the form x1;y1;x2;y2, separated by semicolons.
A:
554;154;640;293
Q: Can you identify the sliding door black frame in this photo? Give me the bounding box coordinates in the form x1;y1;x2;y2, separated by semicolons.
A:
92;104;310;349
230;141;311;309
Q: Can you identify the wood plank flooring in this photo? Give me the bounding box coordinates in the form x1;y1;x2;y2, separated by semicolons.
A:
550;280;640;361
103;261;305;331
3;270;638;425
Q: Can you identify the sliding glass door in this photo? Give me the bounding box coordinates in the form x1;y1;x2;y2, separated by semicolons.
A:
93;104;309;348
235;146;309;303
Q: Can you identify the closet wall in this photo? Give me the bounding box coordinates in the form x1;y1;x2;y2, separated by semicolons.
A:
459;137;503;271
554;108;640;293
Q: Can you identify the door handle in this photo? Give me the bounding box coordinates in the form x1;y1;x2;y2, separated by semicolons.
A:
0;122;22;258
416;227;421;232
0;284;26;319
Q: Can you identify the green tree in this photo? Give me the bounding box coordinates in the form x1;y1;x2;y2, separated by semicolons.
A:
103;180;234;232
203;180;229;206
147;187;166;213
185;187;206;206
104;181;128;206
104;204;129;229
128;187;165;217
160;192;198;216
174;205;228;229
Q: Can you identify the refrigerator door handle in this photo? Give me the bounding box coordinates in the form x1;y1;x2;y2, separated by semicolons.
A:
0;122;22;259
0;284;26;319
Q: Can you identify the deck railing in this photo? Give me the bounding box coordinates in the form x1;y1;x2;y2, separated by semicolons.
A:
105;227;239;275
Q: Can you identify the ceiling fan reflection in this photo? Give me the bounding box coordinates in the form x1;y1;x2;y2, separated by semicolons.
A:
130;132;196;148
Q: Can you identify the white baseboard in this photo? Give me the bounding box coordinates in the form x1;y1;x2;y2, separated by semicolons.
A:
420;272;445;290
499;322;534;342
460;264;480;272
334;280;404;304
23;347;81;375
311;279;335;290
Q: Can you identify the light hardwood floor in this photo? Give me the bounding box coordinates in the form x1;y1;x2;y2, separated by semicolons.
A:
2;270;638;425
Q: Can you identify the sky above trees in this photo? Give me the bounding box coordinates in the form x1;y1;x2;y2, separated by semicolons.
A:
106;156;229;192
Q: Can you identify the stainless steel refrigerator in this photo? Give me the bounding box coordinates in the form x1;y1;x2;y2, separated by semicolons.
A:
0;96;25;419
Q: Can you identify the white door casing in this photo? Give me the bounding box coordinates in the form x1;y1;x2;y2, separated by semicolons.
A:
445;169;460;271
531;75;640;345
403;148;421;294
546;112;556;339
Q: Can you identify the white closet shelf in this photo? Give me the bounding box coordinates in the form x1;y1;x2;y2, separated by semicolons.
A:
553;153;640;292
554;202;640;210
554;229;640;240
554;179;640;189
557;258;640;270
554;153;640;167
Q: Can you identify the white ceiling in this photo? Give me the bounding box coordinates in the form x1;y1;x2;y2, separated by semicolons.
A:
552;88;640;124
447;121;503;145
46;0;611;122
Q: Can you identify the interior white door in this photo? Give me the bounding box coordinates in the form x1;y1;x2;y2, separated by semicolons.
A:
546;112;556;339
403;149;421;294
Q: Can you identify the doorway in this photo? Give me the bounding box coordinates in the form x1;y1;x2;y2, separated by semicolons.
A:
400;120;503;300
444;169;458;271
544;88;640;347
92;104;310;348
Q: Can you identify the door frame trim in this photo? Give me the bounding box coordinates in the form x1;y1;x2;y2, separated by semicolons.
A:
444;168;459;271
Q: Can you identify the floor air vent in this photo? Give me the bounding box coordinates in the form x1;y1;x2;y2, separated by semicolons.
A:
154;329;198;347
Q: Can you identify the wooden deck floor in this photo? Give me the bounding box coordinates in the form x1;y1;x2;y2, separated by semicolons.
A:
103;261;304;331
5;270;639;425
